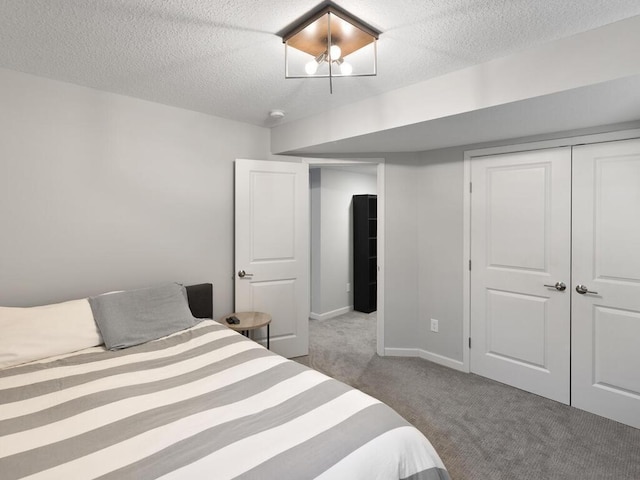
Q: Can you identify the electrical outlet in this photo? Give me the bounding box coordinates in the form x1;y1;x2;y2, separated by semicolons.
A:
430;319;439;333
346;283;351;292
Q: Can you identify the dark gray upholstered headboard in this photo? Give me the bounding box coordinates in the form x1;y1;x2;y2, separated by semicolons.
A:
185;283;213;319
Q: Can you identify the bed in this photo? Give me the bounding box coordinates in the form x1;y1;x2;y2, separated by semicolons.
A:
0;283;449;479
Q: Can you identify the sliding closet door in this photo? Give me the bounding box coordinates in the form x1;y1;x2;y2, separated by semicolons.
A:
470;148;572;404
572;138;640;429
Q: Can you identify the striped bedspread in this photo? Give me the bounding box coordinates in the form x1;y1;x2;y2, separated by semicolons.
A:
0;320;449;479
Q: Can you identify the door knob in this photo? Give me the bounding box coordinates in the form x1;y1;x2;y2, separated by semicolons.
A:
544;281;566;291
238;270;254;278
575;284;598;295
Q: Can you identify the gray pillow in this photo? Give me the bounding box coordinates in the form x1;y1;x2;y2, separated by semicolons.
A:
89;283;201;350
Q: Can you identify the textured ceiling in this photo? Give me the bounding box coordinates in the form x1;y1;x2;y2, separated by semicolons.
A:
1;1;640;128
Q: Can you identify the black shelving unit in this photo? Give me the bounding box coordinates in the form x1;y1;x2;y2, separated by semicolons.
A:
353;194;377;313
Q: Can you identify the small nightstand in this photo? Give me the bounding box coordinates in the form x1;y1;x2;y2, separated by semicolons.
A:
220;311;272;349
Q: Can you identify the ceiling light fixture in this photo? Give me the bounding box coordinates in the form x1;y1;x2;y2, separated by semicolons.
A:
280;2;380;94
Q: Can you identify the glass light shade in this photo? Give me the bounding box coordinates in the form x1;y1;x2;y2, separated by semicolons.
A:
340;61;353;75
329;44;342;61
305;60;319;75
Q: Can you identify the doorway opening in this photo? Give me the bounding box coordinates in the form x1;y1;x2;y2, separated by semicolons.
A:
306;160;385;356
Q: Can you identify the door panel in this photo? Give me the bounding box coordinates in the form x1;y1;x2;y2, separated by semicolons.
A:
487;165;548;271
572;138;640;428
235;160;309;358
486;289;548;369
250;279;297;340
593;306;640;394
471;148;571;404
250;172;296;261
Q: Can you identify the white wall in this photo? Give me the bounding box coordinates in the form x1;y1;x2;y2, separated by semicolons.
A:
310;167;377;319
382;155;421;347
0;68;271;317
415;149;465;361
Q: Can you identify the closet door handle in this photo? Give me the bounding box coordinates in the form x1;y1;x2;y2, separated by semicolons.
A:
544;281;566;291
575;284;598;295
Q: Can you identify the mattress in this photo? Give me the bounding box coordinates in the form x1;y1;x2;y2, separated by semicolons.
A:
0;320;449;479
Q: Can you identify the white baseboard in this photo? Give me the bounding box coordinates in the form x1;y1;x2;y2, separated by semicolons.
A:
310;306;353;321
384;347;466;372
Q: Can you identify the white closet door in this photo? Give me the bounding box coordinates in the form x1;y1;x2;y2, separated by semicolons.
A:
470;148;572;404
572;138;640;429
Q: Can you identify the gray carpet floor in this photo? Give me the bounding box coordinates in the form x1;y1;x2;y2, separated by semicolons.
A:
293;311;640;480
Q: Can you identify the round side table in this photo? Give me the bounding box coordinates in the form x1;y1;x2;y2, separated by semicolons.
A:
220;311;272;349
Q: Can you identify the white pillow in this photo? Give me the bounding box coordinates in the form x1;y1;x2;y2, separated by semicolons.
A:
0;298;103;369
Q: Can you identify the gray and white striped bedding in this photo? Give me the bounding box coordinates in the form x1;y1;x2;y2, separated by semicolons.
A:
0;320;449;479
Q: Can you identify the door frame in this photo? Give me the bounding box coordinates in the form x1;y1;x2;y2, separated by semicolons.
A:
462;128;640;373
302;157;386;356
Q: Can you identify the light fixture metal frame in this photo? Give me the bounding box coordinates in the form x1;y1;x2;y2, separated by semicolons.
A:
280;2;380;92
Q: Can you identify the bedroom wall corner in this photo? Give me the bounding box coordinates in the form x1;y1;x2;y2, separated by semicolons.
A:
415;147;466;363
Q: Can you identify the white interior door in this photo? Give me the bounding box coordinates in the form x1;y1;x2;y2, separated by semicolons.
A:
235;159;309;358
572;138;640;428
470;148;572;404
